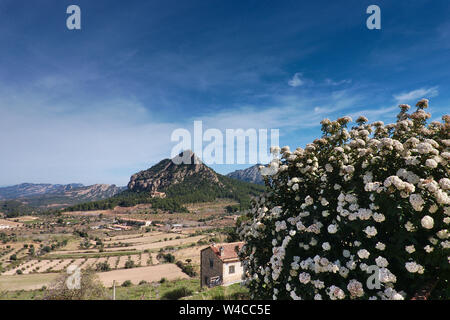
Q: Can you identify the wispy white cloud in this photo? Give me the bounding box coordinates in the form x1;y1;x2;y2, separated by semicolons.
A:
289;74;352;88
196;88;365;132
393;86;439;103
288;73;305;87
324;78;352;86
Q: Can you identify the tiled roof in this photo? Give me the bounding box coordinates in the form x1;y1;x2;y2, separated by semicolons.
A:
209;242;244;262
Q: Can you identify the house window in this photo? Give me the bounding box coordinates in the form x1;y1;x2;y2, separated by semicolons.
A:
229;265;235;274
209;259;214;268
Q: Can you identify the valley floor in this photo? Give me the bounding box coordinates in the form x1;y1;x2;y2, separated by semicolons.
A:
0;200;240;299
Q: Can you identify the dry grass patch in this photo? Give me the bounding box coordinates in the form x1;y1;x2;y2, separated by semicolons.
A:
97;264;189;287
173;245;208;267
0;273;58;291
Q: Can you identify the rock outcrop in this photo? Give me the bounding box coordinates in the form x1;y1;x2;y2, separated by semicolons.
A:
127;151;221;193
226;164;264;185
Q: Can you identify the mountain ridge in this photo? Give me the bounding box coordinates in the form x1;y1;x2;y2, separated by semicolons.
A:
0;183;125;209
0;183;84;200
226;164;264;185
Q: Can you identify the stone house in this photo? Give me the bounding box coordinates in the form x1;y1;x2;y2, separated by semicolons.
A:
200;242;245;288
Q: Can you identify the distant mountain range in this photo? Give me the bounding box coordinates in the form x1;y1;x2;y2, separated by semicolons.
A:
226;164;264;185
0;183;84;200
0;183;125;209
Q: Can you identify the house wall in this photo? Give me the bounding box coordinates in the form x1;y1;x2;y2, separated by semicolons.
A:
222;261;244;285
200;248;223;288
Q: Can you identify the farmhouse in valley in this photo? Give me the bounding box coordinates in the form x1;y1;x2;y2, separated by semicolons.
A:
200;242;244;288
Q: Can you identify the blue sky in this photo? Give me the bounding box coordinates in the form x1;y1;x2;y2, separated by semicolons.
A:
0;0;449;186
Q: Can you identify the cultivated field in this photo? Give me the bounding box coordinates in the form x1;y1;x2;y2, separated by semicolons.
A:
97;264;189;287
0;273;59;291
0;200;238;298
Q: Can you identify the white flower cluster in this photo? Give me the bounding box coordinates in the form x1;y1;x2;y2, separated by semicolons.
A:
238;102;449;300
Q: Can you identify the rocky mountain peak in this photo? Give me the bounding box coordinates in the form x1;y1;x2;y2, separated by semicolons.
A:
127;151;220;193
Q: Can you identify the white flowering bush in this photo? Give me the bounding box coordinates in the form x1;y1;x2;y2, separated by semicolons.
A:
238;100;450;300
